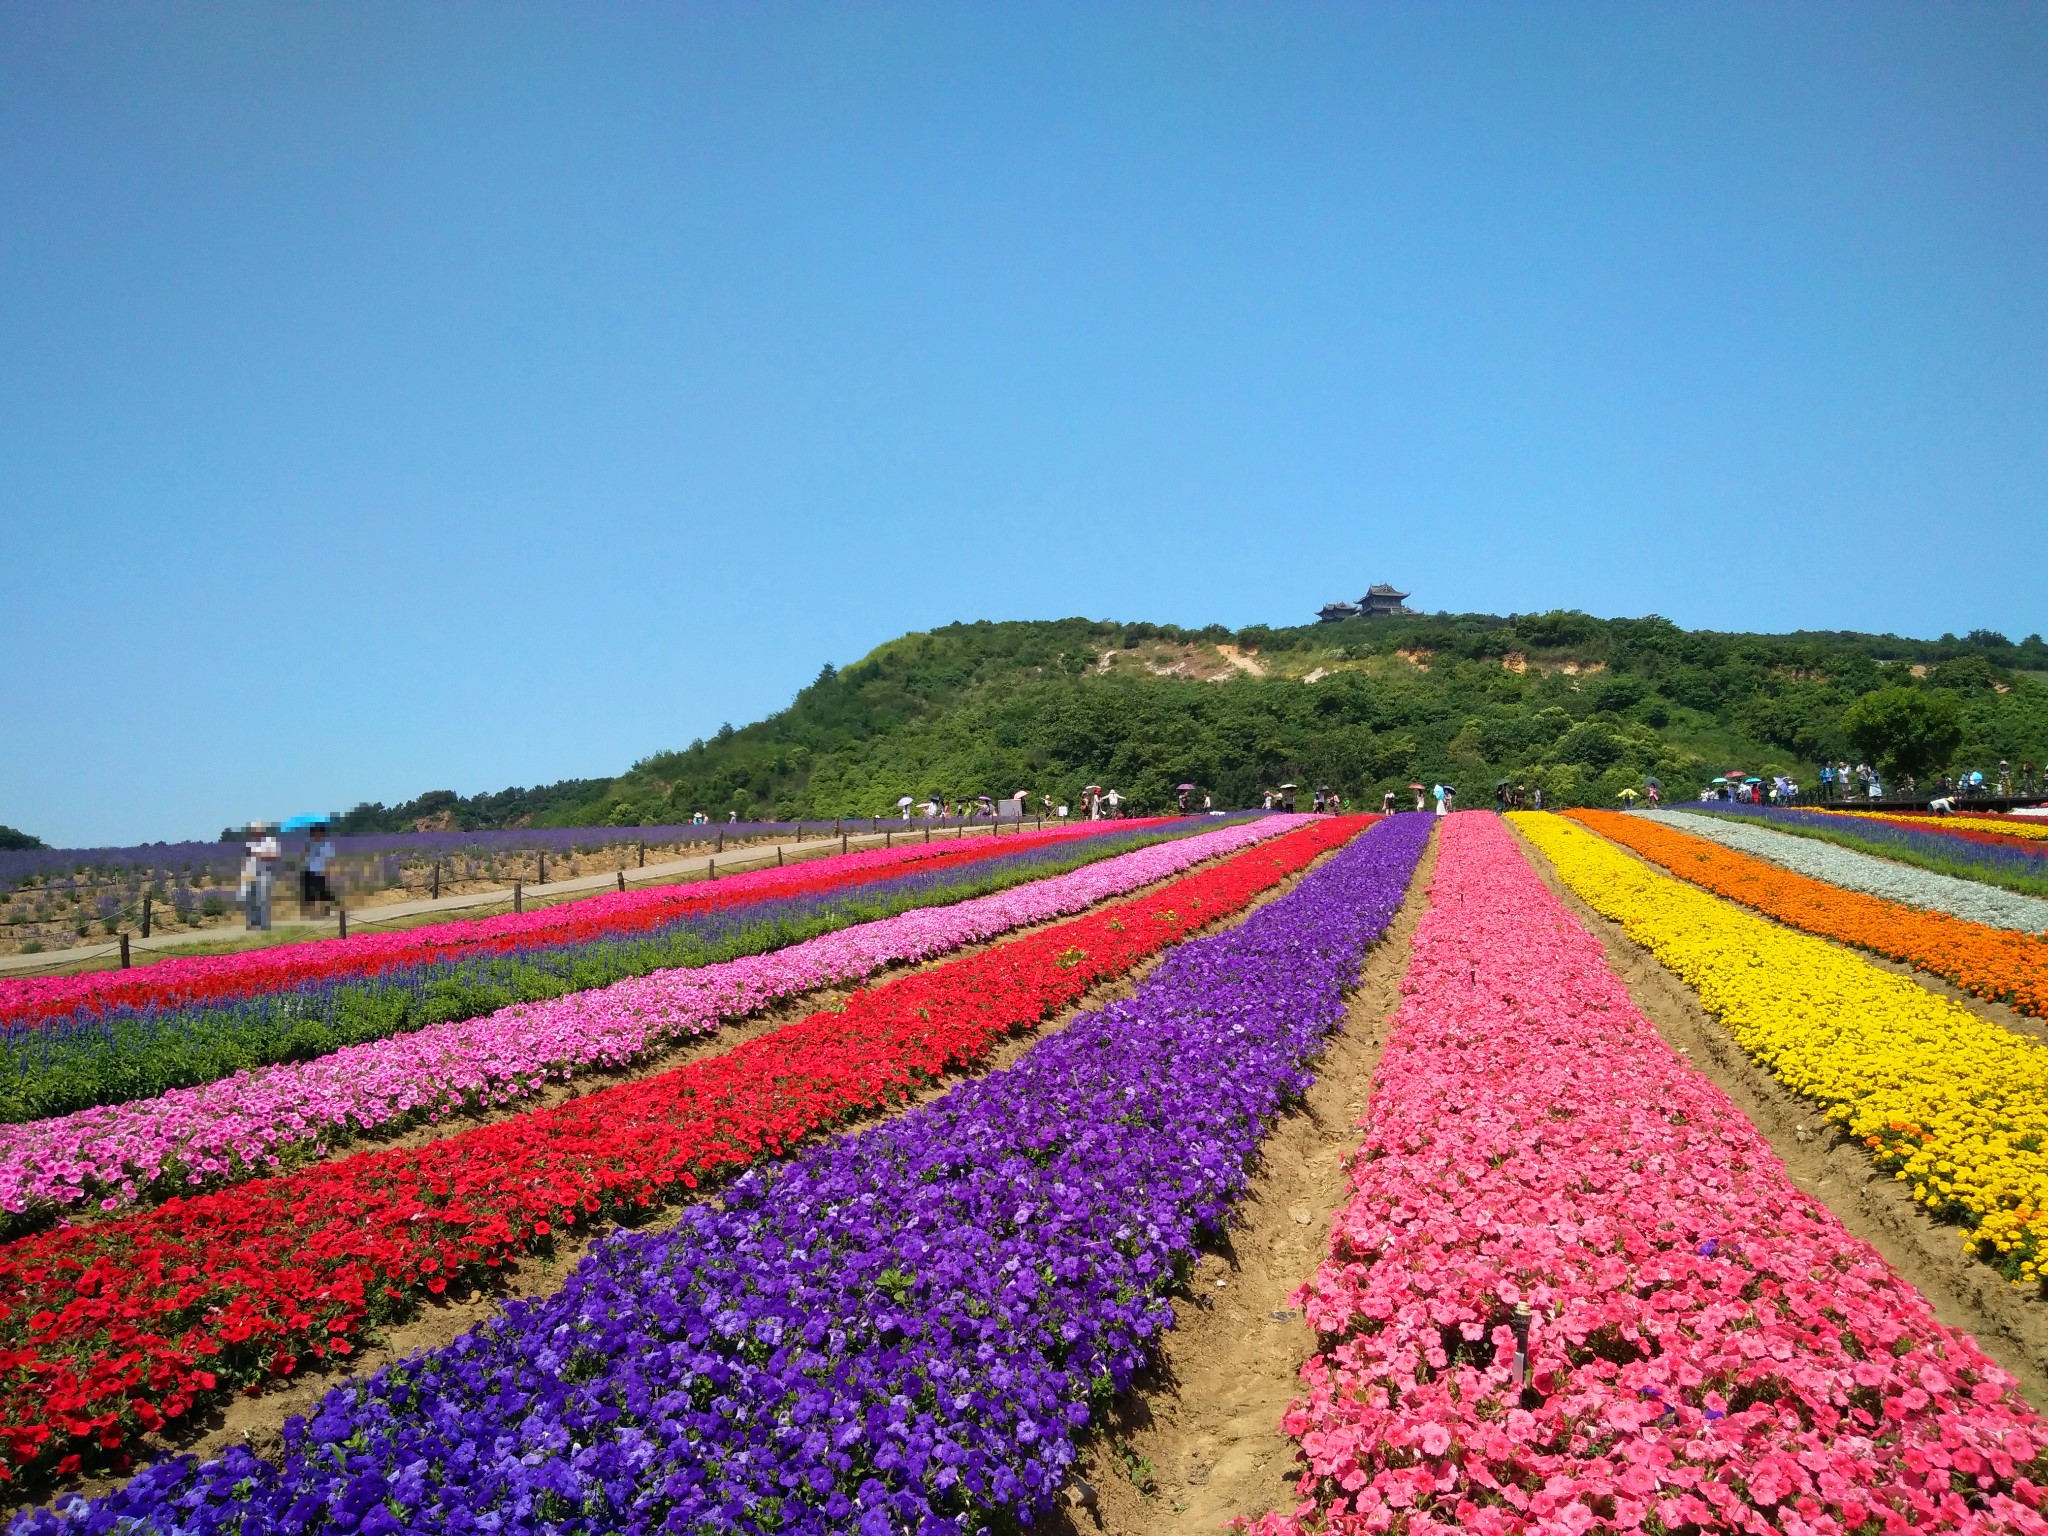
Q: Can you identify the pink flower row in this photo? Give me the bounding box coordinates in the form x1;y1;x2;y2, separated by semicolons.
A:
1252;812;2048;1536
0;817;1304;1224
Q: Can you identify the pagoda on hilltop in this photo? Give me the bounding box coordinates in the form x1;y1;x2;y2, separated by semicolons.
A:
1358;583;1414;617
1315;584;1415;623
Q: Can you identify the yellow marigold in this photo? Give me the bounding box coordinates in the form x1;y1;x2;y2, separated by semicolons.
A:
1511;811;2048;1279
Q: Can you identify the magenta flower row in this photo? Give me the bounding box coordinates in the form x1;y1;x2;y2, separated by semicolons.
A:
1252;812;2048;1536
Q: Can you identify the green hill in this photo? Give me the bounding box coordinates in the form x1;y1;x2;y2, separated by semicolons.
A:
332;612;2048;831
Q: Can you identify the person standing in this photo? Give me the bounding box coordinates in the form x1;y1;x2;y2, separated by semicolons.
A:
1432;783;1447;817
241;822;278;931
301;823;336;918
1381;789;1396;814
1105;788;1123;819
1532;786;1544;810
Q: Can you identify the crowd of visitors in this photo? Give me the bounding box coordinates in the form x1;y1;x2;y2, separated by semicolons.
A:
237;821;336;931
1814;757;2039;806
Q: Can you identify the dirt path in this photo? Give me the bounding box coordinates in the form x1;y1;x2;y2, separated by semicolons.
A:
0;826;996;975
48;829;1365;1512
1044;826;1439;1536
1501;816;2048;1412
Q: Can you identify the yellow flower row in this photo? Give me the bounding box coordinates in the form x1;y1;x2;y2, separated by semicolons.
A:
1510;810;2048;1280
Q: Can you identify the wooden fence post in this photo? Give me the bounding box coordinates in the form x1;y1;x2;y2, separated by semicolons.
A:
514;881;523;914
538;853;547;886
716;829;724;853
339;905;348;940
708;857;716;879
841;831;848;855
617;870;626;893
141;893;152;938
638;841;646;868
120;932;131;968
777;846;784;867
432;860;441;900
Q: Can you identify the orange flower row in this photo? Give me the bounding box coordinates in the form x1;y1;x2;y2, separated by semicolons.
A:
1567;809;2048;1019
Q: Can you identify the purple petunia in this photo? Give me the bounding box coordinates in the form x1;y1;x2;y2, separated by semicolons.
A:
19;815;1432;1536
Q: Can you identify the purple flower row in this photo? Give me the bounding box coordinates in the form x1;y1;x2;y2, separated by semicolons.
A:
22;814;1431;1536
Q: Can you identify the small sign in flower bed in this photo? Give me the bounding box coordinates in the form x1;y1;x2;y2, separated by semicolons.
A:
1252;813;2048;1536
0;818;1362;1488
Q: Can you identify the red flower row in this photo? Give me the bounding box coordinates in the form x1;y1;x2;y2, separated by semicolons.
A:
0;817;1370;1482
1;821;1147;1027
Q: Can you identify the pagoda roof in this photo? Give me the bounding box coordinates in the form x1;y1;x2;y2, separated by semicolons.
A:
1363;583;1409;597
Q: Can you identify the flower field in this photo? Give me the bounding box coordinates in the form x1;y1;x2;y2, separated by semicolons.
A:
1642;808;2048;934
1822;810;2048;846
1256;813;2048;1536
0;817;1300;1221
0;816;1365;1485
1517;812;2048;1281
0;821;1201;1128
0;821;1158;1029
14;814;1432;1533
1583;810;2048;1012
1678;804;2048;901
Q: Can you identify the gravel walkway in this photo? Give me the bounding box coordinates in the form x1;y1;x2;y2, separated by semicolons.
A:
1653;808;2048;934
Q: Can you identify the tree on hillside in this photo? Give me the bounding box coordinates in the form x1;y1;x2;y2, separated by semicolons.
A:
0;825;44;851
1842;687;1963;783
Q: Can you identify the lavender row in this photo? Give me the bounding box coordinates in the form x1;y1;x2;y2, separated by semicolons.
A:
24;813;1432;1536
0;815;1115;896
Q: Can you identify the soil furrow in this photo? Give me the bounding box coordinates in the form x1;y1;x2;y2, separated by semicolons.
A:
1046;820;1440;1535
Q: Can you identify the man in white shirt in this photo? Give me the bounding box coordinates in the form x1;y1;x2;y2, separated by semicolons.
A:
241;822;279;930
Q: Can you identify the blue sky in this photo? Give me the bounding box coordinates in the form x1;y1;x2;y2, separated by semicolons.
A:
4;4;2044;846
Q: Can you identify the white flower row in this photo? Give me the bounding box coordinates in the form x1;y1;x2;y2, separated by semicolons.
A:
1654;809;2048;934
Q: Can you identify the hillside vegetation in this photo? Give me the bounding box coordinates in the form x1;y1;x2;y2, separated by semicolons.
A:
332;614;2048;829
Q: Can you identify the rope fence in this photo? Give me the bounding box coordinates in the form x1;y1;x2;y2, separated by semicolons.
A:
0;815;1074;975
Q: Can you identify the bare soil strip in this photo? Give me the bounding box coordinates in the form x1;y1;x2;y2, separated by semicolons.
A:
1045;825;1440;1536
1502;816;2048;1412
59;829;1364;1509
